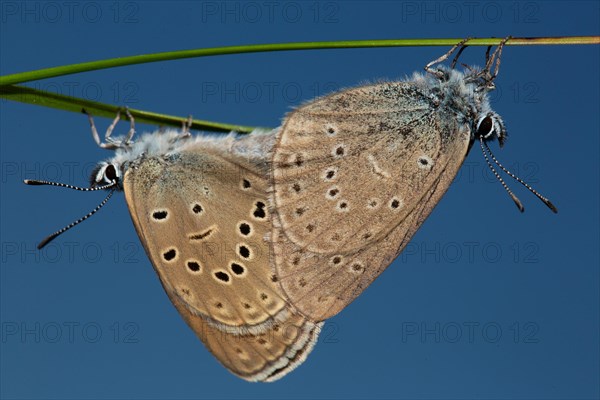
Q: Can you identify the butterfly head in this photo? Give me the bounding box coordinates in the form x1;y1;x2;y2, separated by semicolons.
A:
24;110;194;249
429;67;508;149
89;127;193;190
90;161;123;190
474;112;506;148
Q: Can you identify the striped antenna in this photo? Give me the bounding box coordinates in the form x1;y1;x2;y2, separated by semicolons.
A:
481;140;558;213
479;137;525;212
24;179;116;191
35;189;116;249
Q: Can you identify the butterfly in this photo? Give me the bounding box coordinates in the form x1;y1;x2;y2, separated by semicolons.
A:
26;38;556;381
26;110;322;382
268;38;557;321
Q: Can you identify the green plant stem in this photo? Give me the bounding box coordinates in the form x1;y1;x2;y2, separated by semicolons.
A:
1;37;598;86
0;85;258;133
1;36;598;133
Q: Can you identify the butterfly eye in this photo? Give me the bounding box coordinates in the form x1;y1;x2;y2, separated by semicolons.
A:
476;115;495;139
104;164;118;182
90;163;120;186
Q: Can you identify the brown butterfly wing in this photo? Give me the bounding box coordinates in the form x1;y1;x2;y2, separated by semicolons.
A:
272;82;443;254
169;287;322;382
271;82;472;320
125;143;285;331
124;132;322;380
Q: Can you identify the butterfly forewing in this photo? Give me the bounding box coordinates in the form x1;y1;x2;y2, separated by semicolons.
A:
273;82;444;254
123;132;322;380
125;145;286;330
271;82;472;320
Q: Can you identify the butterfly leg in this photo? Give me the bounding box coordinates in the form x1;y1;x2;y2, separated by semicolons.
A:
424;37;471;76
181;115;193;138
83;108;120;150
122;107;136;145
484;45;493;68
171;115;193;147
472;36;511;89
104;108;123;143
450;44;470;69
82;108;135;149
488;36;511;80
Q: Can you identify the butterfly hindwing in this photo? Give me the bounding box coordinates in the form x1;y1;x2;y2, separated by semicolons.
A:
169;285;323;382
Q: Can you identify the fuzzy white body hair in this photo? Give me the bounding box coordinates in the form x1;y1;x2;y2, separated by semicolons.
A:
92;127;277;188
411;67;495;126
107;127;276;166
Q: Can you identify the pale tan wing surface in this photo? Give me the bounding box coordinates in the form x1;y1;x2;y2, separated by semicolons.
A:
125;142;284;332
124;132;322;380
271;82;472;320
169;291;322;382
272;82;450;254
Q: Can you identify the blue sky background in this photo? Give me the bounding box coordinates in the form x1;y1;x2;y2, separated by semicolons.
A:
1;1;598;399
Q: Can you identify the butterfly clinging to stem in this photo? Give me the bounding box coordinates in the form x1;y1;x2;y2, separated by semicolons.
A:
268;37;557;321
25;37;556;381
